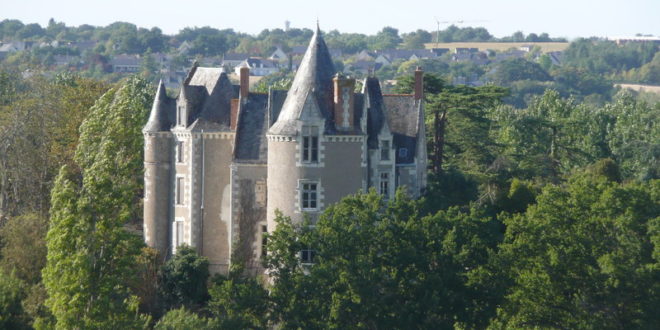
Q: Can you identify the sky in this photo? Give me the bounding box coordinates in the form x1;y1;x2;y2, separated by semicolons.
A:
1;0;658;40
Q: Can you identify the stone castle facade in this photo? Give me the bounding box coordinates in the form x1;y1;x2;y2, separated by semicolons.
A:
143;27;428;273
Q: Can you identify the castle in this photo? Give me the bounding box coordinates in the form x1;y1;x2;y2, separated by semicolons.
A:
143;27;428;273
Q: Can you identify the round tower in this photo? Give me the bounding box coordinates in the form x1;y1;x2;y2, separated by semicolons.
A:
267;26;364;231
143;81;174;258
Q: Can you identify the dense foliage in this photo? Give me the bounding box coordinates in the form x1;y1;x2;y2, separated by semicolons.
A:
0;21;658;327
42;76;153;328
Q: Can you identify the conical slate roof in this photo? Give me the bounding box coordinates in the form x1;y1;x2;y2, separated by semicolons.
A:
269;26;336;135
144;80;173;132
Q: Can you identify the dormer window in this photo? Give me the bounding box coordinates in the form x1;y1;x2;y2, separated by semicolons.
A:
302;126;319;163
177;106;184;126
380;140;390;161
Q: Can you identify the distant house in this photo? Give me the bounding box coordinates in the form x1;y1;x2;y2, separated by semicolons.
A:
177;41;192;55
110;54;141;73
519;44;534;53
451;51;489;65
454;47;479;54
152;52;173;70
73;40;98;52
493;50;527;62
547;51;563;65
374;49;437;64
199;56;223;67
234;57;280;76
53;55;81;67
356;50;376;61
0;41;32;53
222;53;251;69
374;54;393;66
269;46;289;63
344;60;382;75
431;48;450;56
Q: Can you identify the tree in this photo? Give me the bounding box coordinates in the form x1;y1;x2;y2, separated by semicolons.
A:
0;272;29;329
0;213;48;285
0;72;108;219
154;307;218;330
368;26;402;50
491;58;552;85
402;29;432;49
265;190;502;329
159;245;210;310
492;174;660;328
207;264;270;329
43;77;153;328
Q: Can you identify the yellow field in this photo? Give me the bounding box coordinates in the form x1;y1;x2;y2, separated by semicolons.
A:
616;83;660;94
424;42;569;53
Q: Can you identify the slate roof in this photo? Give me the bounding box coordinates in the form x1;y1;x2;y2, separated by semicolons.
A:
382;95;420;164
268;90;288;126
234;94;270;163
245;58;278;68
178;66;238;130
292;45;342;58
268;27;336;135
144;81;175;132
363;77;387;149
110;54;141;66
348;60;383;72
375;49;437;61
223;53;250;61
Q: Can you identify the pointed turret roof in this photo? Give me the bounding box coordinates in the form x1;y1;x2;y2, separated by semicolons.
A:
144;80;173;132
269;26;336;135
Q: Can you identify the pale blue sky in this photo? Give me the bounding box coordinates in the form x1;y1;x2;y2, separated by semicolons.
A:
1;0;658;39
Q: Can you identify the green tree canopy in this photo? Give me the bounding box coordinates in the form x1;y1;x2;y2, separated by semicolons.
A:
492;175;660;328
42;77;153;328
265;190;502;329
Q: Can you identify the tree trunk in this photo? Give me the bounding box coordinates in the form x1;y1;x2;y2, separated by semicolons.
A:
433;110;447;175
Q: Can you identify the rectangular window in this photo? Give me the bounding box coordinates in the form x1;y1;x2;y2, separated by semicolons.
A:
302;126;319;163
300;249;316;264
261;225;268;257
380;140;390;160
255;180;266;206
380;172;389;197
176;141;184;163
301;182;318;210
176;177;184;205
175;220;184;248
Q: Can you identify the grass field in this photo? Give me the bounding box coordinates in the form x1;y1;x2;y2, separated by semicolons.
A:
424;42;570;53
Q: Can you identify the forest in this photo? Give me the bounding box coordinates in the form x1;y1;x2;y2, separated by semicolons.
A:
0;19;659;330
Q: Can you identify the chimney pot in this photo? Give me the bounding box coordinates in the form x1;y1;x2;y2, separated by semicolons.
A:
239;66;249;100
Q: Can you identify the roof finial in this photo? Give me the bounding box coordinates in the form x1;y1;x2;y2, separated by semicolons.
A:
316;18;320;33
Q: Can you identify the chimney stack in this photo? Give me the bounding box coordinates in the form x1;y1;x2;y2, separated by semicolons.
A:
239;66;249;100
333;73;356;131
230;99;239;131
414;66;424;101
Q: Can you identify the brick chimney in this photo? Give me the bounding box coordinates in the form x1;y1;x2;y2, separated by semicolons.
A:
333;73;356;131
239;66;249;100
230;98;239;130
414;66;424;101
